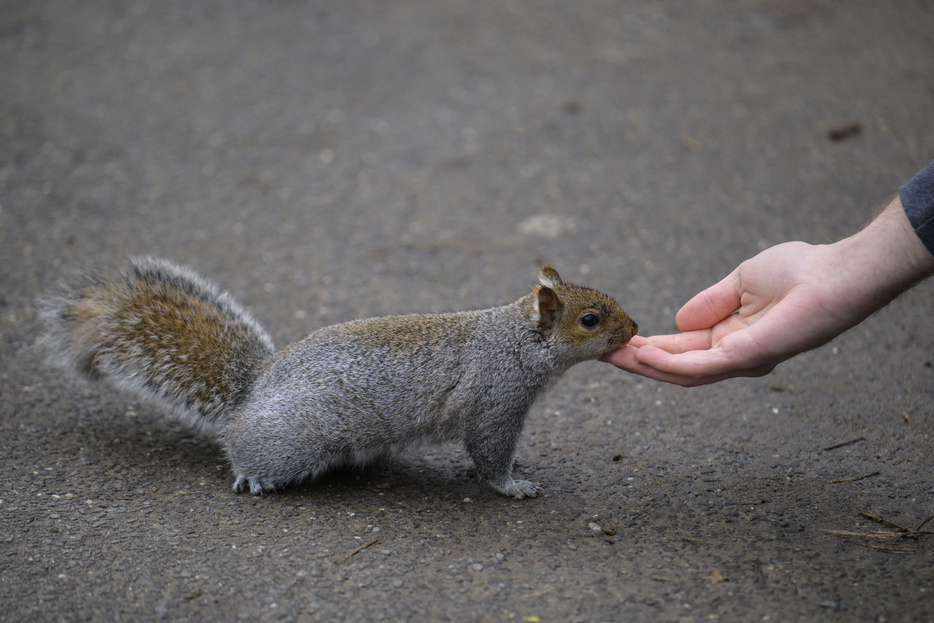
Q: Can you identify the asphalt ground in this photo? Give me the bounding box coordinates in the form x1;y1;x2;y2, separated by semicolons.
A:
2;1;934;621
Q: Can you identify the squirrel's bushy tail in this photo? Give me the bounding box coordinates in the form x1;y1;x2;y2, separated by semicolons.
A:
38;257;275;434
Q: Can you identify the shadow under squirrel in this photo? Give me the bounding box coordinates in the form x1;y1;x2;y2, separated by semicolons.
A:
39;258;637;498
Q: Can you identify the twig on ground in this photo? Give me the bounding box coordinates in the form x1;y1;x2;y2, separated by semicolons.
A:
335;538;380;564
831;471;879;484
822;437;865;452
824;511;934;552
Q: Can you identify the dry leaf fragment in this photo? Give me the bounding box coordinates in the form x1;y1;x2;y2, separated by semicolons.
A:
681;135;703;153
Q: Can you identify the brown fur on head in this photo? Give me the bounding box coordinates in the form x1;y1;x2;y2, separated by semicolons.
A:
531;264;638;354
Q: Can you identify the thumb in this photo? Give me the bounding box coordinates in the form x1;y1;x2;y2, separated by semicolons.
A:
675;270;741;332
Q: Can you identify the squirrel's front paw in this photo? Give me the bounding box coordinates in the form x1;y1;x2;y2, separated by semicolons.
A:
233;474;276;496
492;477;542;500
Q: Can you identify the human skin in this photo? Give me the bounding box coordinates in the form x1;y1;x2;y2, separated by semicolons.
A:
602;195;934;387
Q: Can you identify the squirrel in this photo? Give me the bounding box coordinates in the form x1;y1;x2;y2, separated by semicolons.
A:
39;257;637;498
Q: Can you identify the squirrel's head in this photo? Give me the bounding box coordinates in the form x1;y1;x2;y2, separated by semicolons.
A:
530;265;638;363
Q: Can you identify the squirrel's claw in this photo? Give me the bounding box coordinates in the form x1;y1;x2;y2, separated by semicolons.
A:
233;474;273;496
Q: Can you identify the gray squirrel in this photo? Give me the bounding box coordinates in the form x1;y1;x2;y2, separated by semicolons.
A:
39;257;637;498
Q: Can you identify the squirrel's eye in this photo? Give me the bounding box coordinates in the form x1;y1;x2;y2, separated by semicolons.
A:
580;313;600;328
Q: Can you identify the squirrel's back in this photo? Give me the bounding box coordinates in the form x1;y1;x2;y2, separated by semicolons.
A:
39;257;275;434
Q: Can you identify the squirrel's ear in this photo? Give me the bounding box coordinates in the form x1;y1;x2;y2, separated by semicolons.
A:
539;265;563;289
532;284;564;330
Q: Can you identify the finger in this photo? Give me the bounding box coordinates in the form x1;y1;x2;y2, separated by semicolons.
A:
634;345;776;386
601;330;714;367
636;361;775;387
600;345;694;382
602;341;777;386
635;343;739;379
675;271;741;332
603;344;735;386
600;344;641;368
640;329;716;354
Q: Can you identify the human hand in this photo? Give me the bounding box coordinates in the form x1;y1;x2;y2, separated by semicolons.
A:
603;241;860;385
603;197;934;386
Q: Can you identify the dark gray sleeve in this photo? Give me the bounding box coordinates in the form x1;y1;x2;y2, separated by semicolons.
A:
900;159;934;256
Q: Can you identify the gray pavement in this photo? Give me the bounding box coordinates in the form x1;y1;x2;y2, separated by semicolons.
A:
2;1;934;621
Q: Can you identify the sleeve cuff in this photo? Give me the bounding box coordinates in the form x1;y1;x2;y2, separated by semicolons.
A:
900;159;934;257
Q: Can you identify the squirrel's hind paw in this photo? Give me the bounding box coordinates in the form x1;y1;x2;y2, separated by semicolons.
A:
493;478;542;500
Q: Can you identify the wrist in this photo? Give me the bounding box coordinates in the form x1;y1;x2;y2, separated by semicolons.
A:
831;195;934;314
